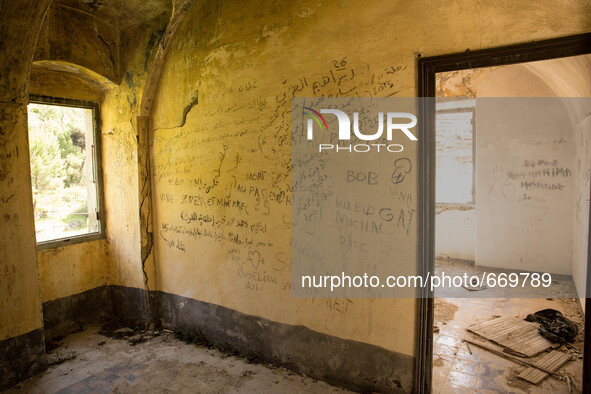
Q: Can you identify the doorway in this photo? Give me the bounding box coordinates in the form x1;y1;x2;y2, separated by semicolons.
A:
416;34;591;393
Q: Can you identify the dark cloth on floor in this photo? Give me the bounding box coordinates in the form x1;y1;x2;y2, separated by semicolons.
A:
525;308;578;344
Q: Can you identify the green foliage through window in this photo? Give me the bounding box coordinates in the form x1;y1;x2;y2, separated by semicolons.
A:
28;102;98;243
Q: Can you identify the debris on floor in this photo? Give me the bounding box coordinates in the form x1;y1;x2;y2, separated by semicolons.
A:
517;350;572;384
46;351;77;366
98;321;157;347
463;309;581;386
6;325;350;394
433;295;584;392
467;315;554;357
525;308;579;344
45;335;65;353
461;274;488;292
462;339;567;377
434;298;458;327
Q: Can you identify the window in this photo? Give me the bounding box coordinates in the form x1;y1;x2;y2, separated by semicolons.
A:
435;100;475;205
27;96;104;248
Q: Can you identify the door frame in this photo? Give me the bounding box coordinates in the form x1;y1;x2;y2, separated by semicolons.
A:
415;32;591;393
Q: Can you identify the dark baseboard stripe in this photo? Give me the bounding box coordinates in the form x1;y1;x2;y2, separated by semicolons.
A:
152;290;415;393
109;285;148;326
42;286;112;341
0;328;47;390
37;285;414;393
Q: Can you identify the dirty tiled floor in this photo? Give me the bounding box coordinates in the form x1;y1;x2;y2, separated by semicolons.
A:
433;288;584;393
4;326;352;394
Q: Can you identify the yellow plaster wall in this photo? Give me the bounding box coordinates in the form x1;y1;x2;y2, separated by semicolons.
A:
150;0;591;358
37;240;110;302
29;67;103;103
0;0;53;342
101;87;144;290
102;16;170;290
0;103;45;341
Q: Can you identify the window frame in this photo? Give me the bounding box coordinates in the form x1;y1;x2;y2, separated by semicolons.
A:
435;105;476;206
28;95;106;250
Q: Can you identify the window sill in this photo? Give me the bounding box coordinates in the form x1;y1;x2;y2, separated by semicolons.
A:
435;203;475;214
36;232;105;251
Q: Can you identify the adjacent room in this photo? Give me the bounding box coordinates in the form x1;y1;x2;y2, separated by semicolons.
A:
432;54;591;392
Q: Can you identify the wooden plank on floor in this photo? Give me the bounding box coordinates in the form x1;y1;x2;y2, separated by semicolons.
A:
467;316;553;357
518;350;572;384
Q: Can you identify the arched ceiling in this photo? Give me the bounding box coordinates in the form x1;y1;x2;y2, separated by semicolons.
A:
436;53;591;128
524;54;591;98
53;0;171;29
33;0;172;85
436;53;591;98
